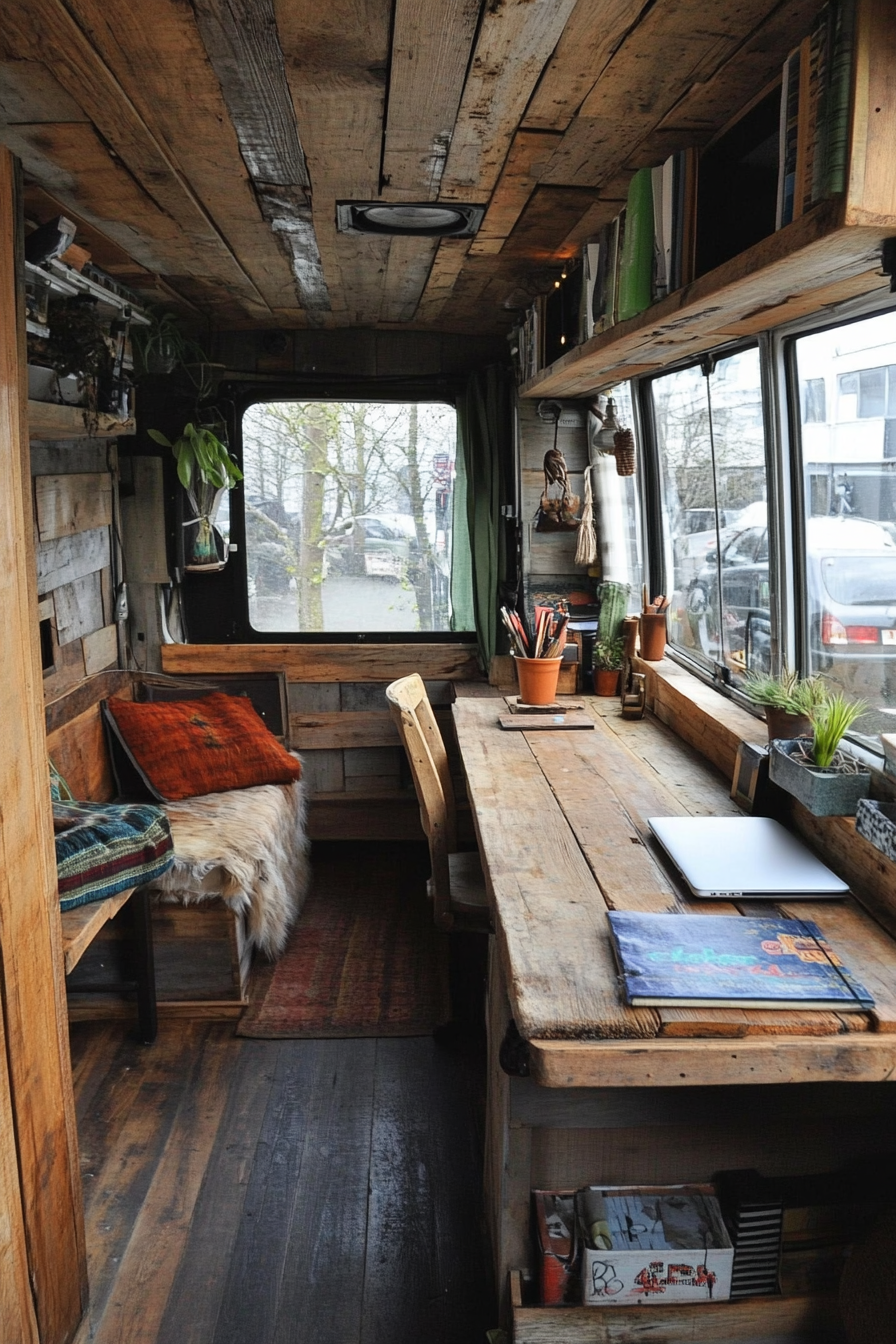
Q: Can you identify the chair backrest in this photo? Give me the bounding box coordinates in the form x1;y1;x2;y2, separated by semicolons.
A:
386;674;457;924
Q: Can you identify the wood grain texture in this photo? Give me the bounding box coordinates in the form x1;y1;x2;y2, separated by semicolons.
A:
289;710;400;751
530;1034;896;1089
60;888;133;975
510;1271;843;1343
380;0;481;201
522;0;646;134
521;206;891;397
453;698;658;1042
53;570;105;647
36;524;111;594
160;642;482;681
846;0;896;227
46;703;117;801
27;400;135;439
81;622;119;675
275;0;390;325
0;147;86;1344
2;0;271;320
440;0;579;202
192;0;328;314
34;472;112;541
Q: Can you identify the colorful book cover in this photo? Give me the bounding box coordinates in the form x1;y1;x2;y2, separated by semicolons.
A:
607;912;874;1009
617;168;654;321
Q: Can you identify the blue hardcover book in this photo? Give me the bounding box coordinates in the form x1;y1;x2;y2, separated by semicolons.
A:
607;912;874;1010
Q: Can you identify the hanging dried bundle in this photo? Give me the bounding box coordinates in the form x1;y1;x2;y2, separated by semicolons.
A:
613;427;636;476
575;467;597;566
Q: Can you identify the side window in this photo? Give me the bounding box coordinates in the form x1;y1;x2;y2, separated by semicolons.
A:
792;309;896;748
650;347;769;679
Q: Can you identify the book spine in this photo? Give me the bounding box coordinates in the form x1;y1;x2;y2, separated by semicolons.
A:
823;0;855;198
617;169;653;322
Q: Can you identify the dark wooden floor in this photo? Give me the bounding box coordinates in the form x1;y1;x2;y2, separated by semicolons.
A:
69;846;496;1344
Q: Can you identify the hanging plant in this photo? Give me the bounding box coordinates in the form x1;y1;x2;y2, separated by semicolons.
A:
148;423;243;568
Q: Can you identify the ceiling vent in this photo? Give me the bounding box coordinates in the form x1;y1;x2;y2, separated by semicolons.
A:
335;202;485;238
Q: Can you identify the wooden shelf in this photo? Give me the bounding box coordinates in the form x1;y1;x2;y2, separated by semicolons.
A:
27;400;136;440
510;1272;843;1343
519;201;891;398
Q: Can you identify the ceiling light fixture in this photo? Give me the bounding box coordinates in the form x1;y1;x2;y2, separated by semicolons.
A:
336;201;485;238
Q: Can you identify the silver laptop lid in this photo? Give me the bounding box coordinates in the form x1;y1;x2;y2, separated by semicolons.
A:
648;816;849;899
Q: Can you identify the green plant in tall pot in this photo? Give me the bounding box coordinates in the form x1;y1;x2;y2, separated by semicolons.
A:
148;422;243;569
741;667;828;741
593;635;624;696
769;688;870;816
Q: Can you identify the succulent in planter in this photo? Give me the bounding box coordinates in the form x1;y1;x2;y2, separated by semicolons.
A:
593;635;624;696
768;689;870;816
148;422;243;568
741;667;828;740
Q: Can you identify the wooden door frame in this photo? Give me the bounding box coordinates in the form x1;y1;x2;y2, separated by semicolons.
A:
0;147;87;1344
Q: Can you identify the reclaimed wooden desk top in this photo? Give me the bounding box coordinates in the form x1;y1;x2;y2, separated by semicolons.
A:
452;695;896;1088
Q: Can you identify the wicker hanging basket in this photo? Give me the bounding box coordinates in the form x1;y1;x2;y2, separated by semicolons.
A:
613;427;636;476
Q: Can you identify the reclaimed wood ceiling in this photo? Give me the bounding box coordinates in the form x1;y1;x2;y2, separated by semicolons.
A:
0;0;820;333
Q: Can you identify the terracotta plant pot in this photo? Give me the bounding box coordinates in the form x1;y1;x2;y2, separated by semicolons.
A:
595;669;621;696
764;706;811;741
639;612;667;661
514;655;563;706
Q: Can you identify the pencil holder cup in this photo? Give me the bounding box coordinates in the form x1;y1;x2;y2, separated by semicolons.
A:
639;612;667;661
514;655;563;706
622;615;640;659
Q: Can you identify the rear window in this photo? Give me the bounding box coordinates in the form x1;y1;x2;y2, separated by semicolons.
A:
819;554;896;604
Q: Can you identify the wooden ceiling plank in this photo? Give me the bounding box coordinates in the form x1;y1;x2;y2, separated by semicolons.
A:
467;129;561;257
379;236;440;323
56;0;307;314
276;0;392;326
381;0;481;202
191;0;329;315
522;0;649;133
415;239;473;325
540;0;791;188
1;0;271;318
0;58;89;124
439;0;580;203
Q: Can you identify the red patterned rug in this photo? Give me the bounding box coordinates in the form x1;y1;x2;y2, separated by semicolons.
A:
236;843;450;1038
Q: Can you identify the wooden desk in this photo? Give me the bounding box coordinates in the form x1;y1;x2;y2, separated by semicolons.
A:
453;695;896;1339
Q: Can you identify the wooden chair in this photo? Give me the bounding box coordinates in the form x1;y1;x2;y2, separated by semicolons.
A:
386;674;490;932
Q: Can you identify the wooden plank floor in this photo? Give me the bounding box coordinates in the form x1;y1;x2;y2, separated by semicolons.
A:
69;846;495;1344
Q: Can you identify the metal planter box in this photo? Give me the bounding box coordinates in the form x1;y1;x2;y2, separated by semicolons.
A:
769;739;870;817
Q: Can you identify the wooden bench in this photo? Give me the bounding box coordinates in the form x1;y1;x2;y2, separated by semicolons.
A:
47;668;307;1019
61;886;157;1042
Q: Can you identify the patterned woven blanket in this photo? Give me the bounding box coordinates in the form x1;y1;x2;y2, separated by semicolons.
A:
54;801;174;912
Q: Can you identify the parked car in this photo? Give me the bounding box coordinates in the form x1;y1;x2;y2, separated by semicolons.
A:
322;513;420;579
679;515;896;672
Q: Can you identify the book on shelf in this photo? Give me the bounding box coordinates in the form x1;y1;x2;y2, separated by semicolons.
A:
617;167;654;322
776;0;854;230
607;911;875;1010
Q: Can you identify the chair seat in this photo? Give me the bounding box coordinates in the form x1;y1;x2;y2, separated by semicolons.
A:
425;849;490;928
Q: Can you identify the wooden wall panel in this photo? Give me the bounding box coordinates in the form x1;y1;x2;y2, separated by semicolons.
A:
0;146;86;1344
34;471;112;541
161;642;481;681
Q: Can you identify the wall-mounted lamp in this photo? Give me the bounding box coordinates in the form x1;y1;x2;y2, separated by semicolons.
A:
588;394;622;454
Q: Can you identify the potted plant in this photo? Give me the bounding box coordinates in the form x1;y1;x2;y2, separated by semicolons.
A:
132;311;189;376
740;667;828;740
769;689;870;816
148;422;243;569
593;635;624;696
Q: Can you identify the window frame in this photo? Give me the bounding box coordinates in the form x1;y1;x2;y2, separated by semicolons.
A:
213;377;479;646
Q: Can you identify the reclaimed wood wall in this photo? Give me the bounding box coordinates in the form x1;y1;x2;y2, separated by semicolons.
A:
31;439;121;700
519;397;593;608
0;145;86;1344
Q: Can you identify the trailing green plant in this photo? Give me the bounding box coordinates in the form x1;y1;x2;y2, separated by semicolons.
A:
741;667;828;715
594;635;624;671
132;311;190;376
148;423;243;565
808;691;867;769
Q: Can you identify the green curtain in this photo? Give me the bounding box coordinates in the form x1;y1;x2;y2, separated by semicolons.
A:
454;365;513;671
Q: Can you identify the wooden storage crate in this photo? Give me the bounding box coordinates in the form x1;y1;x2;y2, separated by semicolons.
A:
509;1271;844;1343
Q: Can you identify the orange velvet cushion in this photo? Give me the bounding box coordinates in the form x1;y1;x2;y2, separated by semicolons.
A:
103;693;301;802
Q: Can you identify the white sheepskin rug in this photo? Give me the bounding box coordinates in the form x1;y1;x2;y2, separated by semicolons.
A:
144;778;309;958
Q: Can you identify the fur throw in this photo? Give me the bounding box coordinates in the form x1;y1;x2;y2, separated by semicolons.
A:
144;779;309;958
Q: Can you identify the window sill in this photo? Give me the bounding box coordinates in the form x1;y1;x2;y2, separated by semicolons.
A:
633;655;896;943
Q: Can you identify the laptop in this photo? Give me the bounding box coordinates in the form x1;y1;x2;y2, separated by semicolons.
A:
647;816;849;899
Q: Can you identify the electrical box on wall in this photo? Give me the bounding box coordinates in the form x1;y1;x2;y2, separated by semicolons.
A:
536;399;586;429
119;456;170;584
